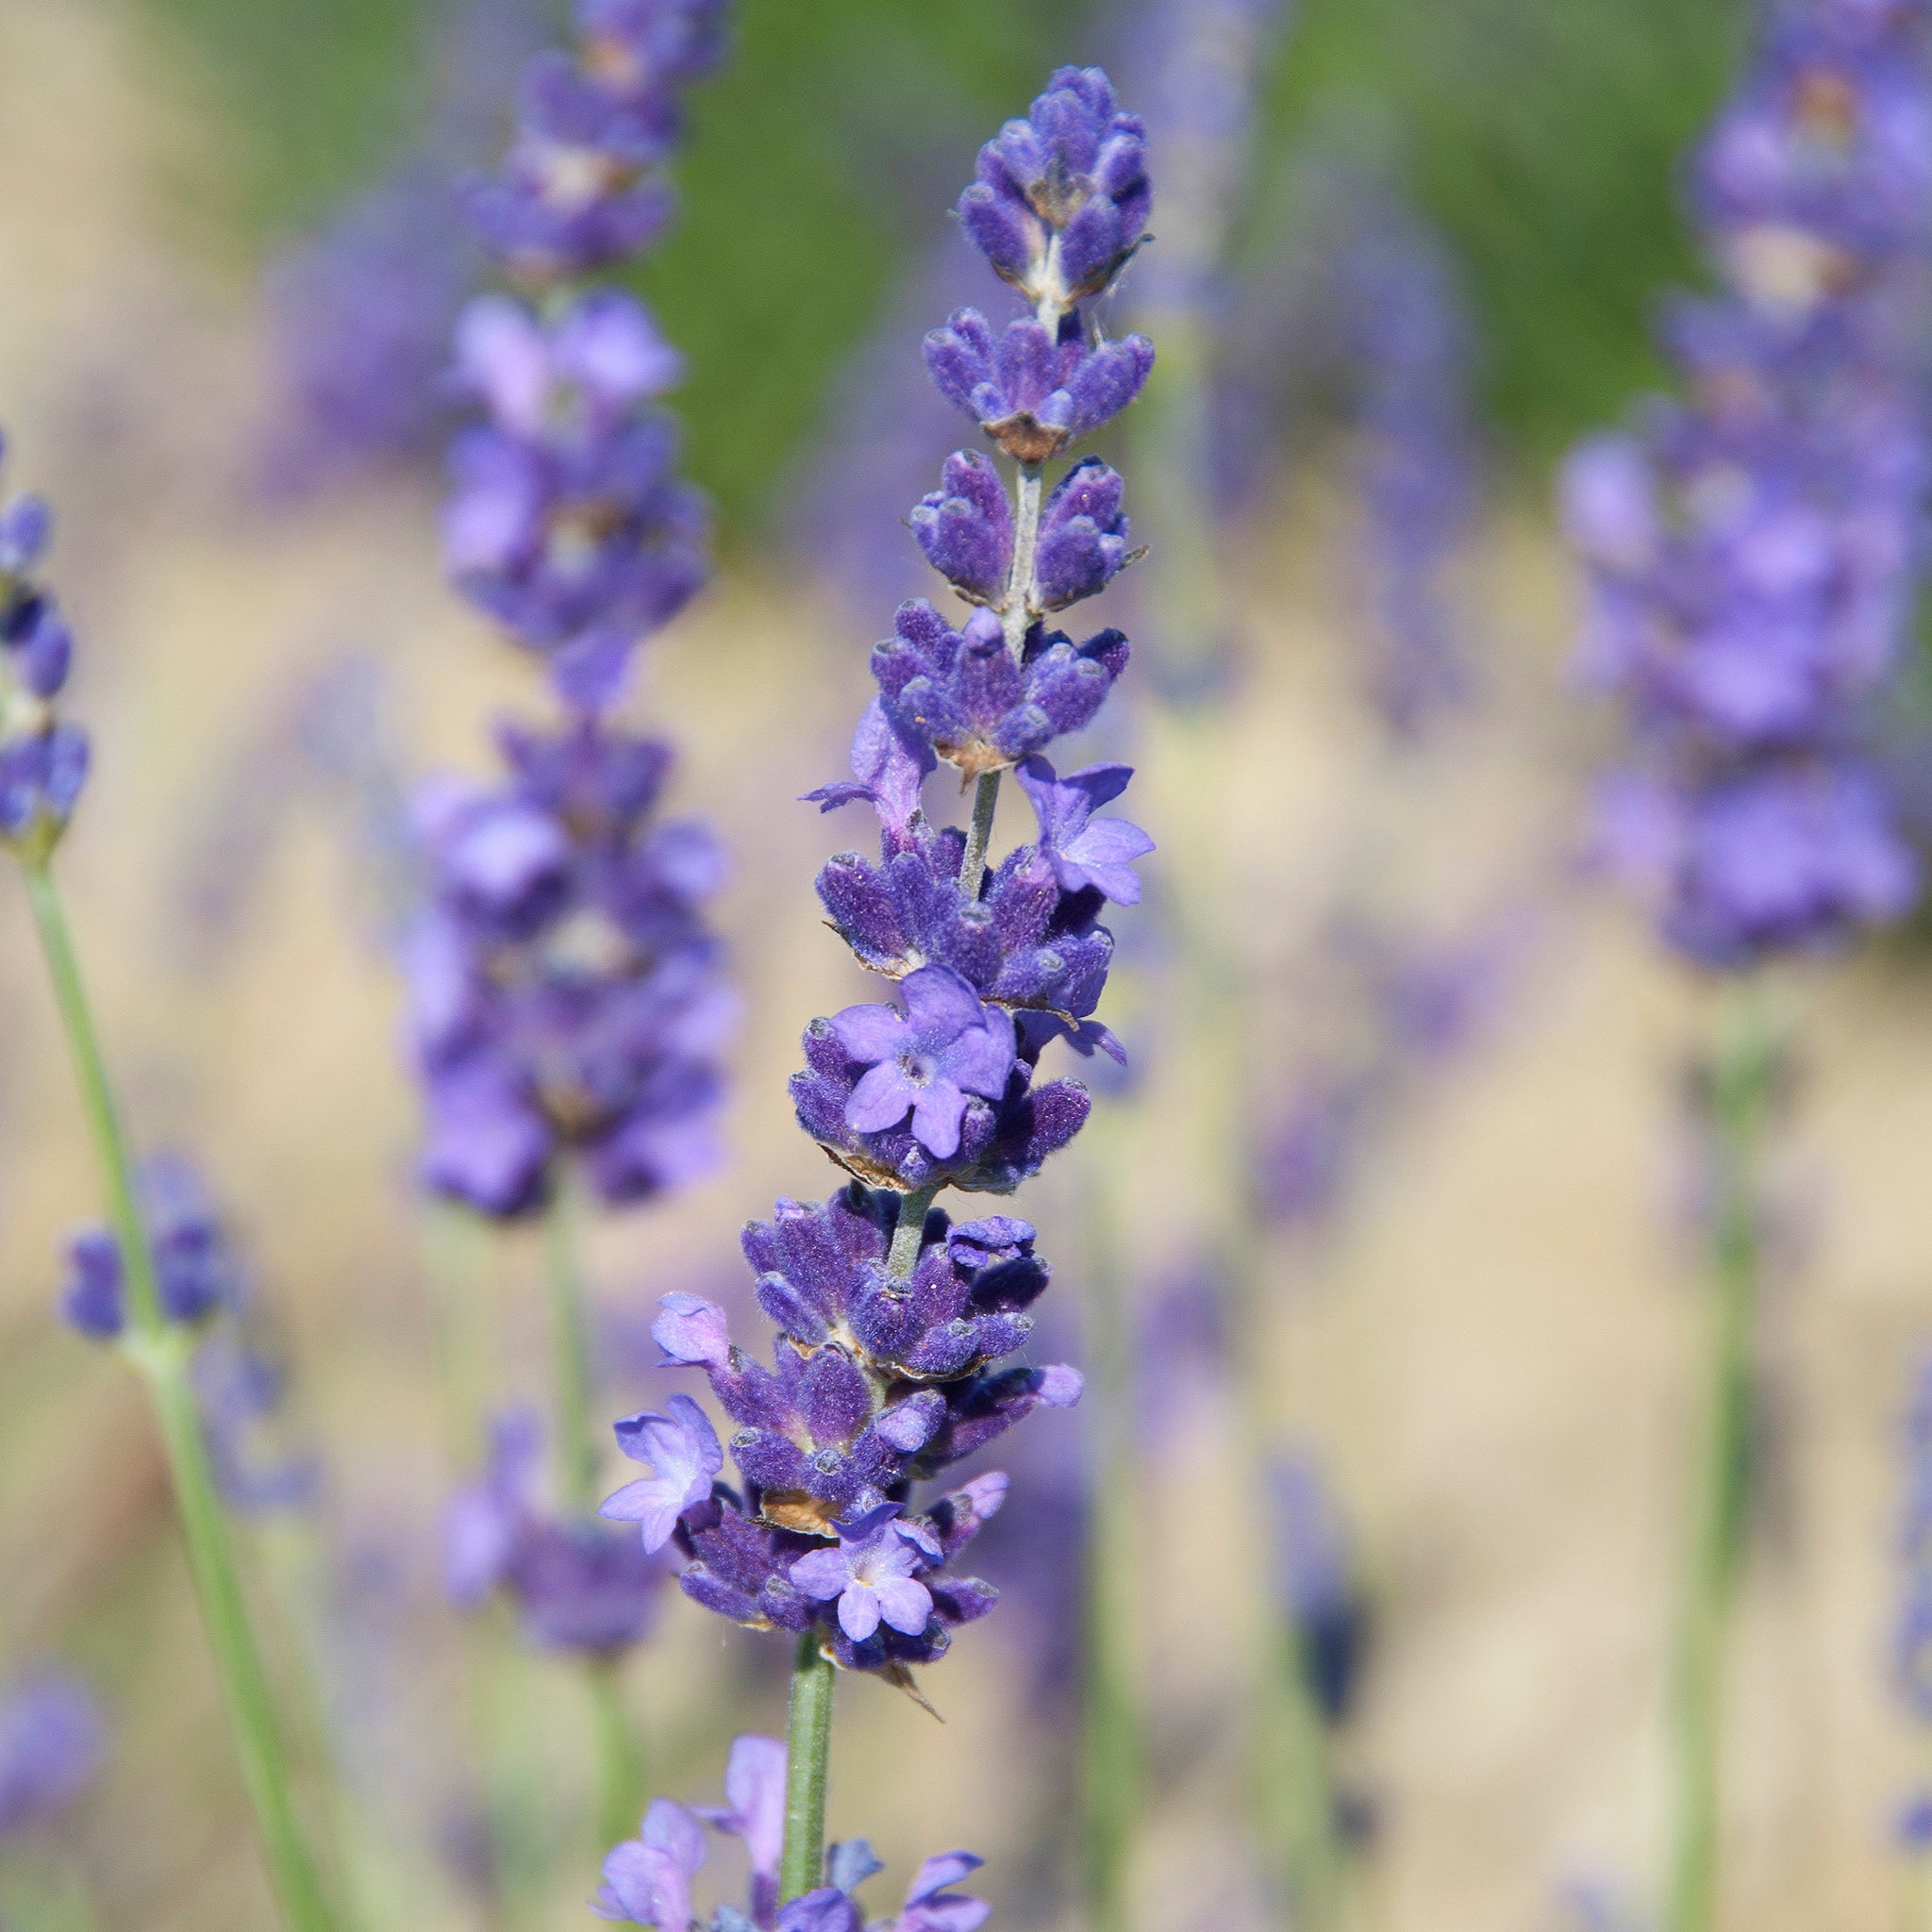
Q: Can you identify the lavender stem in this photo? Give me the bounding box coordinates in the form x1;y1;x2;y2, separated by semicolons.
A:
1667;980;1774;1932
778;1631;836;1904
542;1175;599;1515
20;858;333;1932
958;774;1002;903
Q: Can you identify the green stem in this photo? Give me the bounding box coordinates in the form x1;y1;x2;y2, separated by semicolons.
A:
1665;982;1775;1932
958;773;1002;903
778;1631;836;1905
1078;1119;1141;1932
543;1176;600;1515
589;1657;646;1855
20;860;333;1932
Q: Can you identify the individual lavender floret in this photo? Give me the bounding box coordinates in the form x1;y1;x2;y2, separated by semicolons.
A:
58;1154;243;1340
0;436;88;859
1013;758;1152;906
788;1505;941;1644
594;1740;991;1930
828;966;1017;1162
405;713;734;1217
958;64;1152;307
1031;458;1138;610
0;1672;106;1838
447;1407;671;1654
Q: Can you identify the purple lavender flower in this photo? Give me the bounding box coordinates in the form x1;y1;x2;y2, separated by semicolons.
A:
602;1392;724;1550
830;967;1018;1160
1562;0;1932;964
446;1407;670;1654
0;1672;106;1837
595;1748;991;1930
958;65;1151;307
406;714;734;1217
1013;758;1153;906
603;64;1149;1695
789;1505;941;1643
0;433;88;858
58;1154;243;1340
193;1332;322;1517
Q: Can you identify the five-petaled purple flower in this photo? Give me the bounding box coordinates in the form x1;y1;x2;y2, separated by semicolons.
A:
830;967;1018;1159
789;1505;941;1643
1014;757;1153;906
602;1391;724;1551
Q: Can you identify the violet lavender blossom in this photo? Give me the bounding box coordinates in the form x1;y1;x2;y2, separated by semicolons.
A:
0;1672;106;1838
0;434;88;863
1562;0;1932;964
592;1736;991;1931
446;1408;671;1653
599;66;1153;1690
440;0;724;709
405;715;733;1216
58;1154;243;1340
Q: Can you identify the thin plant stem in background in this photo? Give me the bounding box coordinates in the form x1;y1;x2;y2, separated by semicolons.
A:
1078;1112;1142;1932
20;859;334;1932
1666;982;1776;1932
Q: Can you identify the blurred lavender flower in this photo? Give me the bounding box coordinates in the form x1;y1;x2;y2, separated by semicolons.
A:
606;63;1154;1684
0;433;88;860
58;1154;243;1340
1562;0;1932;964
0;1673;106;1838
404;715;735;1218
193;1333;322;1518
258;0;547;494
593;1745;991;1932
446;1408;671;1654
1269;1451;1370;1727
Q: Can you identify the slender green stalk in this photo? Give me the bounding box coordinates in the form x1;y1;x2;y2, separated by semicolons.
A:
778;1631;836;1905
588;1656;646;1853
959;773;1002;902
1665;981;1776;1932
1078;1115;1141;1932
543;1175;600;1514
542;1180;651;1857
1910;1849;1932;1932
19;859;333;1932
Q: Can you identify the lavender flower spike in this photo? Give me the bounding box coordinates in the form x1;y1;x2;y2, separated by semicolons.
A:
600;64;1152;1913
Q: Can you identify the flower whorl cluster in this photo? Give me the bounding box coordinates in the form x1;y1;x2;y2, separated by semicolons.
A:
0;436;87;863
408;0;732;1222
593;1734;991;1930
1563;0;1932;965
598;67;1155;1683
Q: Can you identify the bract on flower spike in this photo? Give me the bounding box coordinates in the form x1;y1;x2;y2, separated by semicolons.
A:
595;61;1155;1912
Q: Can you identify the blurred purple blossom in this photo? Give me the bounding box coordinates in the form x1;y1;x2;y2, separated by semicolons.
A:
0;1672;106;1838
1563;0;1932;964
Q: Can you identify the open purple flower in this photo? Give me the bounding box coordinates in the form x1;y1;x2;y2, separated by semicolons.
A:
1014;757;1154;906
789;1505;941;1643
0;1672;106;1838
593;1795;708;1924
829;965;1017;1159
692;1732;787;1924
602;1391;724;1551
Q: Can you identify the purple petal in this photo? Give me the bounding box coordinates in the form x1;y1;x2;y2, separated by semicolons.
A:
846;1060;921;1134
873;1574;935;1637
652;1291;731;1367
788;1547;852;1602
829;1002;908;1064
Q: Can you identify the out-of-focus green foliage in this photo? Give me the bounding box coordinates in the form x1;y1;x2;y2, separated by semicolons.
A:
1269;0;1747;466
127;0;1749;522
